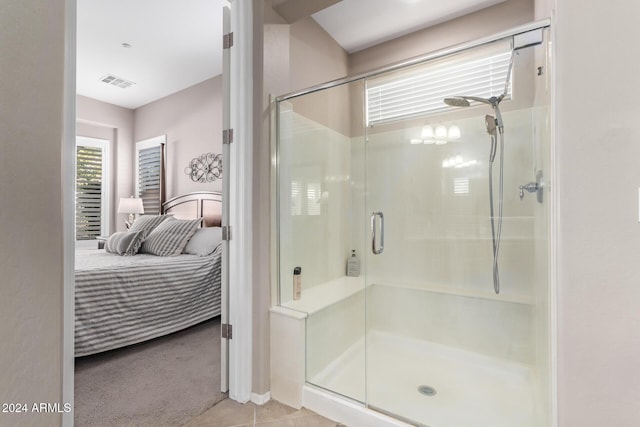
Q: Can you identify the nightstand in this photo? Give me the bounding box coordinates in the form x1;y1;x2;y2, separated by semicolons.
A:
97;236;108;249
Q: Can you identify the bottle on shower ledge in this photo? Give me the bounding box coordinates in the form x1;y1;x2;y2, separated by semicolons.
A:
346;249;360;277
293;266;302;301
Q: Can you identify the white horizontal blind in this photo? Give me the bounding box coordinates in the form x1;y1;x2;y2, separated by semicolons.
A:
138;144;163;215
76;137;109;245
367;42;513;126
76;144;104;240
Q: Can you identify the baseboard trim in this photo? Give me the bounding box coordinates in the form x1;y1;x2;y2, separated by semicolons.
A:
251;391;272;405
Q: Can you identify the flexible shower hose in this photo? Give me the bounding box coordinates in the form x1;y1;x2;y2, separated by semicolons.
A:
488;132;505;294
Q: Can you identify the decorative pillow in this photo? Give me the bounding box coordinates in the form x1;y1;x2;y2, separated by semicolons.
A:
104;231;145;256
128;215;169;237
183;227;222;256
140;217;202;256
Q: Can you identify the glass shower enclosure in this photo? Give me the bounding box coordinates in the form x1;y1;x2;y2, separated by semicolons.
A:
276;24;552;427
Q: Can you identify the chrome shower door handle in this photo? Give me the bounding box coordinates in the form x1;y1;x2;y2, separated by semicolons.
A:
371;211;384;255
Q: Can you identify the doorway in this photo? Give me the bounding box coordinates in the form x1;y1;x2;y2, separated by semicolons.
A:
69;0;226;423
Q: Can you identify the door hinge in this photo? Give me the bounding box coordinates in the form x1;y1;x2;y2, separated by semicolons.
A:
221;323;233;339
221;225;231;241
223;128;234;145
223;32;234;49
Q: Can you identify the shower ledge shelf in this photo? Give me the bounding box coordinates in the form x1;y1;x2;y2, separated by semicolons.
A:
280;276;532;317
281;276;365;315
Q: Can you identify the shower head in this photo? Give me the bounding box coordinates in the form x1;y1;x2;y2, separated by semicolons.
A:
444;95;504;134
443;96;471;107
444;95;497;107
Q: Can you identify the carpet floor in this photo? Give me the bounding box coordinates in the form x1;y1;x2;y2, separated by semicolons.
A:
74;317;224;427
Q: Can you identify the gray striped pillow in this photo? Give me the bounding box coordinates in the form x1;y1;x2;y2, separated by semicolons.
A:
128;215;169;237
104;231;145;256
140;217;202;256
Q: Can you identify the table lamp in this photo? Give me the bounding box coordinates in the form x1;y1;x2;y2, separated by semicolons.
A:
118;197;144;229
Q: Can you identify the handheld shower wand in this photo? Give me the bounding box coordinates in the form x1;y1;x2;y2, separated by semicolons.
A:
443;78;511;294
485;115;498;162
444;95;504;134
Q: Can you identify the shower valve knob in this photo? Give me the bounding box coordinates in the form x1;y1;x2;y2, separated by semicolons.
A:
519;182;539;199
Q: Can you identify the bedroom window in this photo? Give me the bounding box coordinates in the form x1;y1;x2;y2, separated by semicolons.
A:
76;137;110;245
136;135;166;215
366;41;513;126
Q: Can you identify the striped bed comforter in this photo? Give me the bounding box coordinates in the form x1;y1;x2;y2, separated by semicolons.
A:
74;245;222;357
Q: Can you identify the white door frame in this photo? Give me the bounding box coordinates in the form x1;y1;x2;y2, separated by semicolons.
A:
220;1;232;395
226;0;253;403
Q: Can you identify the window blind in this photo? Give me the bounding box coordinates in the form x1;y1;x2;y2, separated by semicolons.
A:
366;43;513;126
76;146;103;240
137;144;164;215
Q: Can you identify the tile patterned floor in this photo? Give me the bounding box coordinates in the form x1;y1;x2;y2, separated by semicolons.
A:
182;398;344;427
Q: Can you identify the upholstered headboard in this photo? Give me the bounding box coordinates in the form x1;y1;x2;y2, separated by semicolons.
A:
162;191;222;227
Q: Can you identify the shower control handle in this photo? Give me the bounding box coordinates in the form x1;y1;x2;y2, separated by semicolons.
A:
371;212;384;255
519;182;539;199
519;170;544;203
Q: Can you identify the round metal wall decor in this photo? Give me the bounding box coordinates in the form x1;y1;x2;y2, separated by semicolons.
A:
184;153;222;183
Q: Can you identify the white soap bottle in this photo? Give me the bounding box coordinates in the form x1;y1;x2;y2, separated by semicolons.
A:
346;250;360;277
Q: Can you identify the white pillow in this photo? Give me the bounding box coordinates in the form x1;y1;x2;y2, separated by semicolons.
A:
183;227;222;256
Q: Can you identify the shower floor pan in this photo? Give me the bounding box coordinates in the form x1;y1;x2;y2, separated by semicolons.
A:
310;331;539;427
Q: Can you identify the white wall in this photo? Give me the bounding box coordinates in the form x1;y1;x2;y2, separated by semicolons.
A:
554;1;640;425
364;109;538;298
134;76;223;199
0;1;67;426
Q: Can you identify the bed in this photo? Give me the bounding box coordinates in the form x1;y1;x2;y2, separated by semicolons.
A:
74;191;223;357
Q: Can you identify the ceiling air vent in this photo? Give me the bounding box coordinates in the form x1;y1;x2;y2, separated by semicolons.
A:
100;74;135;89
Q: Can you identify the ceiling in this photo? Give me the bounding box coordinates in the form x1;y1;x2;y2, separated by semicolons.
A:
312;0;507;53
76;0;505;110
76;0;223;109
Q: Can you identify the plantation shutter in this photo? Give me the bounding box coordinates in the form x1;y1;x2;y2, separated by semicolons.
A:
137;143;165;215
76;145;103;240
366;41;513;126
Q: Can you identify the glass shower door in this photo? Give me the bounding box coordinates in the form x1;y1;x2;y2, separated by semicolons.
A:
364;114;467;426
363;34;550;427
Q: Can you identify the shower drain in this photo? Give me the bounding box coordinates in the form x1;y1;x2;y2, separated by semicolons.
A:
418;385;437;396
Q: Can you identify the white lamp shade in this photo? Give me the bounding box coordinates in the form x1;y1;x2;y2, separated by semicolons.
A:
118;197;144;214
